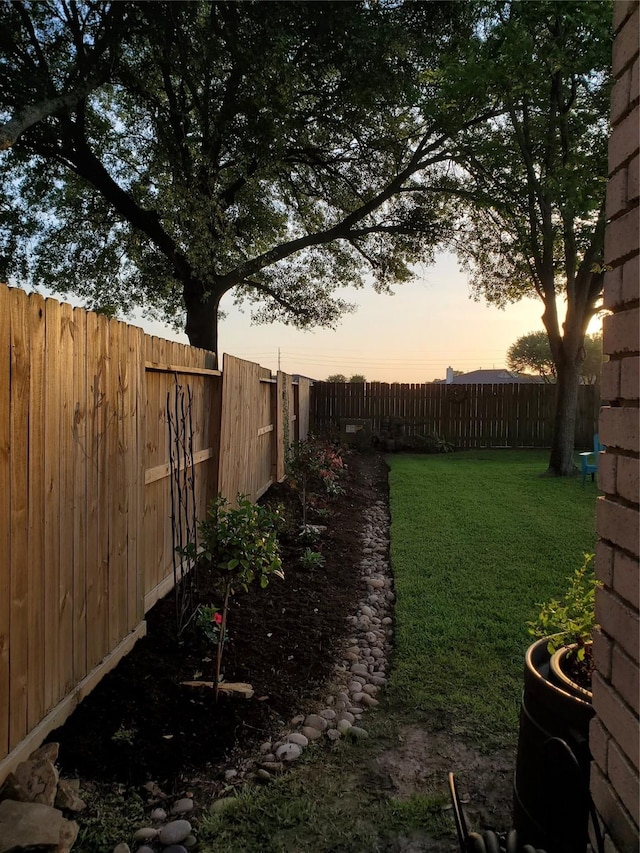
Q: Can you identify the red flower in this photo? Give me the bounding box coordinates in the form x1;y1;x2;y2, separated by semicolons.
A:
213;612;223;625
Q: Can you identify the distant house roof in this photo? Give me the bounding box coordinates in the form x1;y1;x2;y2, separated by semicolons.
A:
450;369;544;384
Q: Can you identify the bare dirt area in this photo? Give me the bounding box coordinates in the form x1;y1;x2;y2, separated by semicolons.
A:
46;449;514;851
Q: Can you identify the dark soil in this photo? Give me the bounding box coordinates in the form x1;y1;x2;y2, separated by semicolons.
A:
47;450;387;793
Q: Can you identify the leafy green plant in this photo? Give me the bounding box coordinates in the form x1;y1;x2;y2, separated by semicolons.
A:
528;553;599;663
299;524;321;545
180;495;284;698
300;548;325;570
287;438;345;525
195;603;224;647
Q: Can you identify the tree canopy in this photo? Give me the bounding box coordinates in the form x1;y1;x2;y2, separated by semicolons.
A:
443;0;612;473
507;330;603;385
0;0;472;354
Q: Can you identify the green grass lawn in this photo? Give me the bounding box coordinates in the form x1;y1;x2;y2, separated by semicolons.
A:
386;449;598;750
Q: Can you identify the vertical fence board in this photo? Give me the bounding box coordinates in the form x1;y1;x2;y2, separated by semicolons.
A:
43;299;61;715
72;308;88;684
25;295;45;731
9;290;29;749
0;288;11;757
58;303;75;699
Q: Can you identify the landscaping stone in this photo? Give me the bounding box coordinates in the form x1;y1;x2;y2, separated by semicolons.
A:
55;778;86;812
275;743;302;762
287;732;309;747
133;826;159;842
163;846;188;853
112;844;130;853
303;714;327;731
0;800;63;852
348;726;369;740
301;725;322;741
150;807;167;821
158;819;192;845
171;797;194;815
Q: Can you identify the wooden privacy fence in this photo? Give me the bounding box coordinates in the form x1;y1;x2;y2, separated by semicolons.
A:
0;284;308;780
311;381;600;449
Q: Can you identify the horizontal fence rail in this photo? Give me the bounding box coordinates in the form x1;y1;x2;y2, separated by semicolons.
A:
0;283;308;781
311;381;600;450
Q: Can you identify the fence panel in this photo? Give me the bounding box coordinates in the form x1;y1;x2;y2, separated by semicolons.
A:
1;283;314;780
311;381;599;448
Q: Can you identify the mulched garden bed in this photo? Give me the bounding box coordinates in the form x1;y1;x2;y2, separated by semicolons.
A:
47;450;389;794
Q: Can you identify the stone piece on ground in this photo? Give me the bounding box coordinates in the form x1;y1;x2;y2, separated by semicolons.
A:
259;741;272;754
0;800;63;852
158;819;192;846
150;807;167;821
55;778;86;812
171;797;194;815
58;818;79;852
290;714;305;726
301;726;322;741
144;780;166;800
184;836;197;848
326;728;341;741
337;719;353;734
362;684;379;695
163;846;188;853
136;848;155;853
10;755;60;806
256;769;272;781
113;844;130;853
133;826;159;842
260;761;284;773
275;743;302;762
287;732;309;747
303;714;327;732
30;742;60;764
224;768;239;781
348;726;369;740
319;709;336;720
350;663;368;677
338;711;355;724
360;693;379;707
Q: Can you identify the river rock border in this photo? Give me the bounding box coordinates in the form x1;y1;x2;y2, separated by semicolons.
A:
250;497;393;776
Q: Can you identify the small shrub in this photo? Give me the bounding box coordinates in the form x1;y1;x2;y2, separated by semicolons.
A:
300;548;325;570
179;495;284;698
528;552;599;663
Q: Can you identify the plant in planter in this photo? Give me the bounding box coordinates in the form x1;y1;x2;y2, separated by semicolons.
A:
527;552;598;696
514;552;601;853
179;495;285;700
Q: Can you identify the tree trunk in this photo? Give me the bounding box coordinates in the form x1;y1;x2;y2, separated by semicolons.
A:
546;359;582;476
183;283;222;362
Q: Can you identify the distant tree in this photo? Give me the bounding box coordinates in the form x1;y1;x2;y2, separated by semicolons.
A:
507;332;557;383
326;374;348;383
445;1;611;475
508;330;603;385
0;0;472;357
349;374;366;383
579;333;604;385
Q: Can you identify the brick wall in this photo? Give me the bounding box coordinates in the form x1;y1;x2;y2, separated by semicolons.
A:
591;3;640;852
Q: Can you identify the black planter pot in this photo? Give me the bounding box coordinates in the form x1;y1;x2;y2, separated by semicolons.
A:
513;637;594;853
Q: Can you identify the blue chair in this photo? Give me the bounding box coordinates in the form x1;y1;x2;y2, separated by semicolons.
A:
580;434;605;485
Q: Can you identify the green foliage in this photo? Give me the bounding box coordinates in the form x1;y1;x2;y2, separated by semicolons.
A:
507;331;557;382
0;1;469;350
387;450;597;749
408;431;454;454
443;1;612;473
300;548;325;570
287;438;345;525
196;495;284;591
194;603;224;647
528;553;599;662
508;331;604;385
349;374;366;383
180;494;284;695
326;374;348;383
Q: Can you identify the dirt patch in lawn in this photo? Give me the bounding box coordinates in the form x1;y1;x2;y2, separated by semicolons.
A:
47;449;514;851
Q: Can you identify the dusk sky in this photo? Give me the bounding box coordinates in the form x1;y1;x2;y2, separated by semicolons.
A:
139;250;600;384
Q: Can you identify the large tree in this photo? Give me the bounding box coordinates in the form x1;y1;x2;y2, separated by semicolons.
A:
0;0;473;357
445;1;611;475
